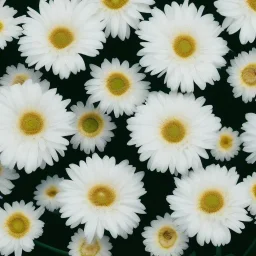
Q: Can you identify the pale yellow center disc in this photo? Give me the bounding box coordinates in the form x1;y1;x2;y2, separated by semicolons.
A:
88;185;116;207
158;226;178;249
12;74;30;85
219;134;233;150
173;35;196;58
102;0;129;9
19;111;44;136
0;21;4;32
252;184;256;199
106;72;130;96
80;240;100;256
49;27;74;49
46;186;59;198
241;64;256;86
200;190;224;214
6;212;30;238
161;119;186;143
247;0;256;11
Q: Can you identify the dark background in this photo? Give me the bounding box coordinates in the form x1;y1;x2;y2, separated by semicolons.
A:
1;0;256;255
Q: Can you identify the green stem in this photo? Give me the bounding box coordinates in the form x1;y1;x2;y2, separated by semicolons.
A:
216;246;222;256
35;240;68;256
190;252;196;256
243;238;256;256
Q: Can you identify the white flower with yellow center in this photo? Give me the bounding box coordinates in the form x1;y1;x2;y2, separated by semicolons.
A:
34;175;64;212
58;153;146;243
0;163;19;196
127;92;221;174
68;228;112;256
211;127;241;161
227;49;256;103
85;58;150;117
240;173;256;216
240;173;256;217
142;213;189;256
70;102;116;154
167;165;252;246
215;0;256;44
0;63;50;91
0;0;25;50
0;80;75;173
137;0;229;92
0;201;44;256
88;0;155;40
18;0;106;79
241;113;256;163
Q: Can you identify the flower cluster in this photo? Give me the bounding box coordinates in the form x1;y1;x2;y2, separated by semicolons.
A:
0;0;256;256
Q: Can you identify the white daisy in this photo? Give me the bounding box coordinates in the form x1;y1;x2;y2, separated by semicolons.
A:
240;173;256;216
0;79;75;173
0;201;44;256
0;162;19;196
70;102;116;154
167;165;252;246
18;0;106;79
85;58;150;117
58;153;146;243
211;127;241;161
137;0;229;92
227;49;256;103
127;92;221;175
241;113;256;164
90;0;155;40
215;0;256;44
142;213;189;256
68;228;112;256
0;0;25;50
34;175;64;212
0;63;50;91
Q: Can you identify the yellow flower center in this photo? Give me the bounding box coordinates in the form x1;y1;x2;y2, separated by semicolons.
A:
106;72;130;96
252;184;256;199
88;185;116;207
241;64;256;86
0;21;4;32
46;186;59;198
0;165;3;175
6;212;30;238
161;119;186;143
173;35;196;58
102;0;129;9
19;111;44;136
247;0;256;11
158;226;178;249
12;74;30;85
200;190;224;214
78;113;104;138
219;134;233;150
49;27;74;49
79;240;100;256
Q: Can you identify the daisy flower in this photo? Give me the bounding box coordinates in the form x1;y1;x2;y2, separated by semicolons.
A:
0;80;75;173
85;58;150;117
227;49;256;102
58;153;146;243
68;228;112;256
0;63;50;91
0;0;25;50
167;165;251;246
240;173;256;216
0;201;44;256
137;0;229;92
211;127;241;161
241;113;256;164
34;175;64;212
215;0;256;44
127;92;221;174
142;213;189;256
0;162;19;196
70;102;116;154
18;0;106;79
90;0;155;40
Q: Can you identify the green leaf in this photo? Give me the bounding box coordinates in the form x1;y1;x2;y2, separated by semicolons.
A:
243;238;256;256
